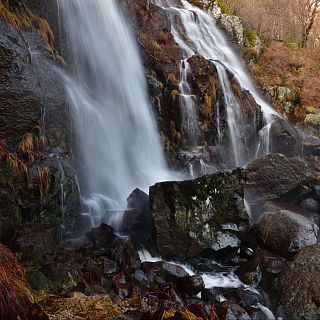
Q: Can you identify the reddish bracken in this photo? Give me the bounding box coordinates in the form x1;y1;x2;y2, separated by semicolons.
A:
0;244;32;320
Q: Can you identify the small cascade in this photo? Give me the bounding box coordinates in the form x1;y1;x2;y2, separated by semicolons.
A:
179;59;201;148
215;63;246;167
152;0;278;172
138;249;276;319
59;0;172;227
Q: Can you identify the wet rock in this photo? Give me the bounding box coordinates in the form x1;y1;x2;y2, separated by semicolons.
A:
108;239;141;270
120;189;155;249
258;250;287;274
131;269;149;286
257;210;318;256
161;261;190;281
16;224;57;260
26;270;49;291
127;188;149;209
303;135;320;157
301;197;320;213
220;301;251;320
86;223;116;247
269;117;303;157
113;273;131;299
203;287;262;310
150;169;250;259
0;11;68;147
245;154;307;216
178;275;205;296
100;257;119;275
275;244;320;320
209;4;244;46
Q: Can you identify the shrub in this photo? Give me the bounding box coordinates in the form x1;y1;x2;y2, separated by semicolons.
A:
0;244;33;319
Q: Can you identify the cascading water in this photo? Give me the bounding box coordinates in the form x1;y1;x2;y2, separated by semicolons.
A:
179;59;201;148
59;0;171;226
152;0;278;170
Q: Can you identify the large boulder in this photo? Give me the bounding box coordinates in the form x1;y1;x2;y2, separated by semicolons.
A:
275;244;320;319
257;209;318;256
149;169;250;259
245;154;307;217
0;10;68;147
269;116;303;158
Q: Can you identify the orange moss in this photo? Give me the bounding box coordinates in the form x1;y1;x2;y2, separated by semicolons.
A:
0;139;8;161
6;153;28;177
37;164;51;202
249;41;320;121
0;2;20;29
0;0;55;53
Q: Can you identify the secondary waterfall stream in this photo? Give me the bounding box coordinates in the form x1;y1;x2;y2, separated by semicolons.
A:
153;0;278;170
59;0;171;226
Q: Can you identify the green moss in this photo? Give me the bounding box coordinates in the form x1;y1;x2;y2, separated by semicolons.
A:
216;0;233;15
244;27;257;47
205;0;232;15
26;270;49;291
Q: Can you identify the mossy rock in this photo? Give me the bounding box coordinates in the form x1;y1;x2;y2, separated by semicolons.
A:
150;169;250;259
26;270;49;291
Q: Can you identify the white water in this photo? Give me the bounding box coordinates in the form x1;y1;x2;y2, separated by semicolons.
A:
152;0;277;169
139;249;276;318
59;0;171;224
179;60;201;148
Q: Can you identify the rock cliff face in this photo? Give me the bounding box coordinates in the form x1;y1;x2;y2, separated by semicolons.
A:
121;0;264;172
0;2;79;241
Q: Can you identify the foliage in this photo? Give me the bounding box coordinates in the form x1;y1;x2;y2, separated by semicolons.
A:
6;153;28;177
244;26;257;47
205;0;233;15
223;0;320;47
249;41;320;122
37;164;51;202
215;0;233;15
0;244;33;319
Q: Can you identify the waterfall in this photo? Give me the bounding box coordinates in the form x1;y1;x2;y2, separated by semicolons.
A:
179;60;201;148
152;0;278;169
59;0;171;224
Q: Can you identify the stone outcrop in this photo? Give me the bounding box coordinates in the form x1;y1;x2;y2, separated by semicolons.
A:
269;116;303;157
275;244;320;320
149;169;250;258
0;3;80;241
257;209;318;256
245;154;307;216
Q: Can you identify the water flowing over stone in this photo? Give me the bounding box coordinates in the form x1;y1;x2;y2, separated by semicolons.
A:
152;0;277;169
59;0;171;224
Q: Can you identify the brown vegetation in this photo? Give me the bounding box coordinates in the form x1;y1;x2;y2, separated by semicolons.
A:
0;244;32;319
37;164;51;202
222;0;320;48
249;41;320;120
0;0;55;52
